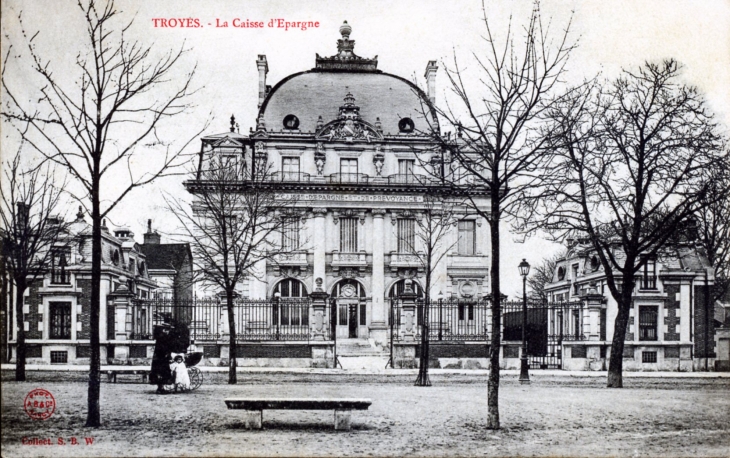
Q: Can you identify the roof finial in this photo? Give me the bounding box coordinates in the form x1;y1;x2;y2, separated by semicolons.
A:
340;20;351;39
147;219;152;232
230;114;236;132
76;205;84;221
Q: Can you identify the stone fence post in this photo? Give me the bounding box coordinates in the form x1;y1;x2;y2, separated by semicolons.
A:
107;277;134;362
399;279;418;341
310;278;330;340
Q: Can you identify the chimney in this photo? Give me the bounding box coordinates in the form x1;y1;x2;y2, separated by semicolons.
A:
424;60;438;105
257;55;269;108
143;219;161;245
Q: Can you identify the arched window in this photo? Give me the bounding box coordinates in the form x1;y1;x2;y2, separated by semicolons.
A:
272;278;308;327
388;279;424;298
273;278;308;298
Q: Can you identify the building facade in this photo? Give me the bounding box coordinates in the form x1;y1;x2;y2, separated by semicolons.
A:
5;209;158;364
544;239;717;371
187;22;490;349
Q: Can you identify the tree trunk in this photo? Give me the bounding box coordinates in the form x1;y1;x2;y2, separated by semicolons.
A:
415;281;431;386
227;290;237;384
487;199;501;430
85;180;102;427
607;275;635;388
14;282;26;381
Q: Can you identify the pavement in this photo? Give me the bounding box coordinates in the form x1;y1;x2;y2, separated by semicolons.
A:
2;363;728;377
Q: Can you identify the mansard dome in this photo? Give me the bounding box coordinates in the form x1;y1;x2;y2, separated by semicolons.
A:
258;22;436;135
260;72;434;134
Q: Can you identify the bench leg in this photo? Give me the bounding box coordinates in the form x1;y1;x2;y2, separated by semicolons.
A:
334;409;352;431
244;410;263;430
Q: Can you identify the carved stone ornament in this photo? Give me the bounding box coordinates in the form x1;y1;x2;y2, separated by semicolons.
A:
332;209;366;225
340;268;358;279
314;142;326;175
373;147;385;176
316;92;382;143
340;283;358;298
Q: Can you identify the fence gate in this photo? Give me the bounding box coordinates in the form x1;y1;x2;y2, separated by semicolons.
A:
502;301;585;370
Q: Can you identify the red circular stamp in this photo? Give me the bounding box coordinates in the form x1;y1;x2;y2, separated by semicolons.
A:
24;389;56;420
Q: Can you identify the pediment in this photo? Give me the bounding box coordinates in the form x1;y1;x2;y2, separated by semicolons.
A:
315;118;383;143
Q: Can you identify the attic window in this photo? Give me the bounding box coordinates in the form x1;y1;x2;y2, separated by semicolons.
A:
138;261;146;275
557;266;566;281
283;114;299;130
112;249;120;266
398;117;415;133
590;255;600;271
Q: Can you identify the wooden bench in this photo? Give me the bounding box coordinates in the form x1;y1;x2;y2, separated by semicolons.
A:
225;398;372;431
106;369;149;383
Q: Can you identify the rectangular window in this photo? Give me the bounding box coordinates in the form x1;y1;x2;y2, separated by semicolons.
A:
397;219;416;253
641;258;657;289
639;306;658;341
50;351;68;364
340;218;358;252
282;157;300;180
282;218;300;251
51;251;70;284
642;351;658;363
340;159;358;182
457;220;475;255
49;302;72;339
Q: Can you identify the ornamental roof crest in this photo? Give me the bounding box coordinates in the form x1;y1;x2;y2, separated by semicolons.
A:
315;92;383;143
315;21;379;72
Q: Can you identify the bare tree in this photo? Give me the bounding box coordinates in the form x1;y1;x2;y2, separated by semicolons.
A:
1;1;205;426
392;197;457;386
694;173;730;303
521;60;728;387
421;1;576;428
169;153;298;384
0;151;69;381
526;252;564;302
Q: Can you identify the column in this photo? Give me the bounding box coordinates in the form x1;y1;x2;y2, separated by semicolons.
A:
370;210;387;346
313;208;327;284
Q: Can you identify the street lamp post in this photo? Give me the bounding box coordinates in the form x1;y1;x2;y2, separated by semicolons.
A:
518;258;531;385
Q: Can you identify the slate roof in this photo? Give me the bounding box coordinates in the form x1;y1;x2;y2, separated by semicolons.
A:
139;243;191;272
261;71;433;135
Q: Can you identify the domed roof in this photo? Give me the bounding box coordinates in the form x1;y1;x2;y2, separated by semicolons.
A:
261;72;434;134
258;22;436;135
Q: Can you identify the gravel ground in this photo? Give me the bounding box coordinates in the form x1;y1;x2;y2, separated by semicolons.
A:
2;371;729;457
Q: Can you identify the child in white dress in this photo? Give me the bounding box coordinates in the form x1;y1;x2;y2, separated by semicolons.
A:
170;354;191;392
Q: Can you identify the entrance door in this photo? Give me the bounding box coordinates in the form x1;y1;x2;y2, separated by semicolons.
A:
348;304;358;338
336;299;359;339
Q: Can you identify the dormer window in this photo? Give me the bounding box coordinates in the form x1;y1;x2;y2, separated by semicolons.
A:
398;117;414;133
641;258;657;290
590;255;600;271
51;251;70;284
557;266;566;281
283;114;299;130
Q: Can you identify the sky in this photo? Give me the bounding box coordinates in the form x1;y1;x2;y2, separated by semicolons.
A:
2;0;729;297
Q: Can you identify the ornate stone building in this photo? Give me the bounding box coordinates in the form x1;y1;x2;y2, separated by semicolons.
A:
188;22;490;348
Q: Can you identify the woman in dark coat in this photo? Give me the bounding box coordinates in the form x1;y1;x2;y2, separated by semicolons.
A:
150;324;174;393
150;316;191;393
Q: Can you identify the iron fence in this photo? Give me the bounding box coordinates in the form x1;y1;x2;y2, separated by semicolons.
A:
128;297;317;342
389;298;586;344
